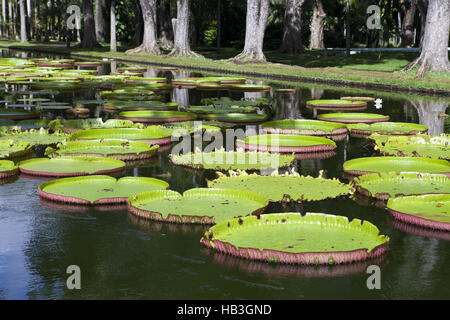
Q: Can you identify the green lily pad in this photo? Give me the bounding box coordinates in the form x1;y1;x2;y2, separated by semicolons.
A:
387;194;450;231
374;134;450;160
230;84;271;92
18;157;125;177
200;97;270;109
69;127;174;145
261;119;348;137
201;212;389;264
16;119;51;129
50;118;135;134
0;160;19;179
341;97;375;102
343;157;450;177
317;113;389;124
353;172;450;201
307;99;367;108
347;122;428;136
161;121;221;133
236;134;336;153
186;105;257;114
39;175;169;204
103;101;178;112
0;140;32;159
117;111;197;123
48;139;159;161
128;188;268;224
0;109;40;120
198;113;268;124
208;170;353;202
0;128;68;147
169;150;295;171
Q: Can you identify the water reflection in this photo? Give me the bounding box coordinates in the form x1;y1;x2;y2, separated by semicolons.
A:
408;99;449;135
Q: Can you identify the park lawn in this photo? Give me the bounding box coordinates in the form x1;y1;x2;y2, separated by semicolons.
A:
0;40;448;92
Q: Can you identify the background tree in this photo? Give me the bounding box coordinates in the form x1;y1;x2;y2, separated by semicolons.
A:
19;0;26;42
95;0;107;42
110;0;116;52
279;0;305;54
310;0;326;49
127;0;160;54
158;0;173;50
81;0;99;48
231;0;270;62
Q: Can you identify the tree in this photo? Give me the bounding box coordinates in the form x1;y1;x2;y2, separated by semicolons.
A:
158;0;173;50
280;0;305;54
310;0;326;49
401;0;416;47
404;0;450;77
168;0;202;57
95;0;107;42
127;0;160;54
230;0;270;63
81;0;99;48
19;0;27;42
110;0;117;52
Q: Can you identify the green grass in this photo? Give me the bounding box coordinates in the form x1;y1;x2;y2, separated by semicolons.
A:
0;40;449;93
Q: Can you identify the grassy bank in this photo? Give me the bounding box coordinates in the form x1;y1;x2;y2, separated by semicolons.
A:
1;41;449;94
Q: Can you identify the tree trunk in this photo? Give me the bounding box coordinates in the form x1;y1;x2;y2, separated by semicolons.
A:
1;0;6;38
26;0;31;39
345;0;350;56
310;0;326;49
126;0;160;54
230;0;270;63
19;0;26;42
158;0;173;50
110;0;116;52
401;0;416;47
81;0;99;48
403;0;450;77
280;0;305;54
132;0;144;45
95;0;107;42
168;0;202;57
416;0;428;48
217;0;221;50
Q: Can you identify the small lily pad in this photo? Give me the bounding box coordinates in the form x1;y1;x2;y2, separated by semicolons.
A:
0;160;18;179
347;122;428;137
317;113;389;124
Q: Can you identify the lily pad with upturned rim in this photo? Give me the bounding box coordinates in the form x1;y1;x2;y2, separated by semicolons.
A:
0;140;32;159
387;194;450;231
0;128;68;147
353;172;450;201
201;212;389;265
18;157;125;177
236;134;337;153
128;188;268;224
343;157;450;177
307;99;367;108
103;101;178;112
208;170;353;202
229;84;271;92
117;111;197;123
198;113;268;124
317;113;389;124
261;119;348;138
39;175;169;205
347;122;428;137
340;97;375;102
48;139;159;161
0;109;40;120
0;160;18;179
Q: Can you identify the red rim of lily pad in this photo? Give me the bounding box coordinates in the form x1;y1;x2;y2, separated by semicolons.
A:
116;111;197;123
317;113;390;124
236;135;337;153
0;160;19;179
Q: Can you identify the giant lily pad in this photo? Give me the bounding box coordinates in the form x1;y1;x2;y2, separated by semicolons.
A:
169;150;295;171
201;212;389;264
198;113;268;124
50;118;134;134
0;160;18;179
343;157;450;177
18;157;125;177
387;194;450;231
200;97;270;109
317;113;389;124
39;175;169;205
0;140;32;159
16;119;51;130
307;99;367;108
117;111;197;123
48;139;159;161
230;84;271;92
347;122;428;137
0;128;68;147
261;119;347;139
374;134;450;160
236;134;337;153
341;97;375;102
69;127;174;145
208;170;352;202
103;101;178;112
186;105;257;114
353;172;450;201
128;188;268;224
0;109;40;120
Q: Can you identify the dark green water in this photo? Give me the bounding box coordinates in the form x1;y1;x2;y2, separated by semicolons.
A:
0;49;449;299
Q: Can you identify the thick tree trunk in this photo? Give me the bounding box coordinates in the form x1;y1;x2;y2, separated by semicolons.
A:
168;0;202;57
19;0;26;42
403;0;450;77
230;0;270;63
310;0;326;49
26;0;31;39
401;0;416;47
158;0;173;50
1;0;6;38
95;0;107;42
217;0;222;50
132;0;144;46
345;0;350;56
280;0;305;54
81;0;99;48
126;0;160;54
110;0;116;52
415;0;428;48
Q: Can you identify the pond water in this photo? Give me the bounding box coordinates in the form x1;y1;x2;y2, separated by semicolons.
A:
0;49;449;299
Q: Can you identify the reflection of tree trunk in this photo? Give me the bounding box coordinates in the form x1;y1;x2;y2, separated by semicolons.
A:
310;88;323;100
310;0;325;49
283;89;301;119
144;67;158;78
401;0;416;47
410;99;448;135
172;71;190;108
